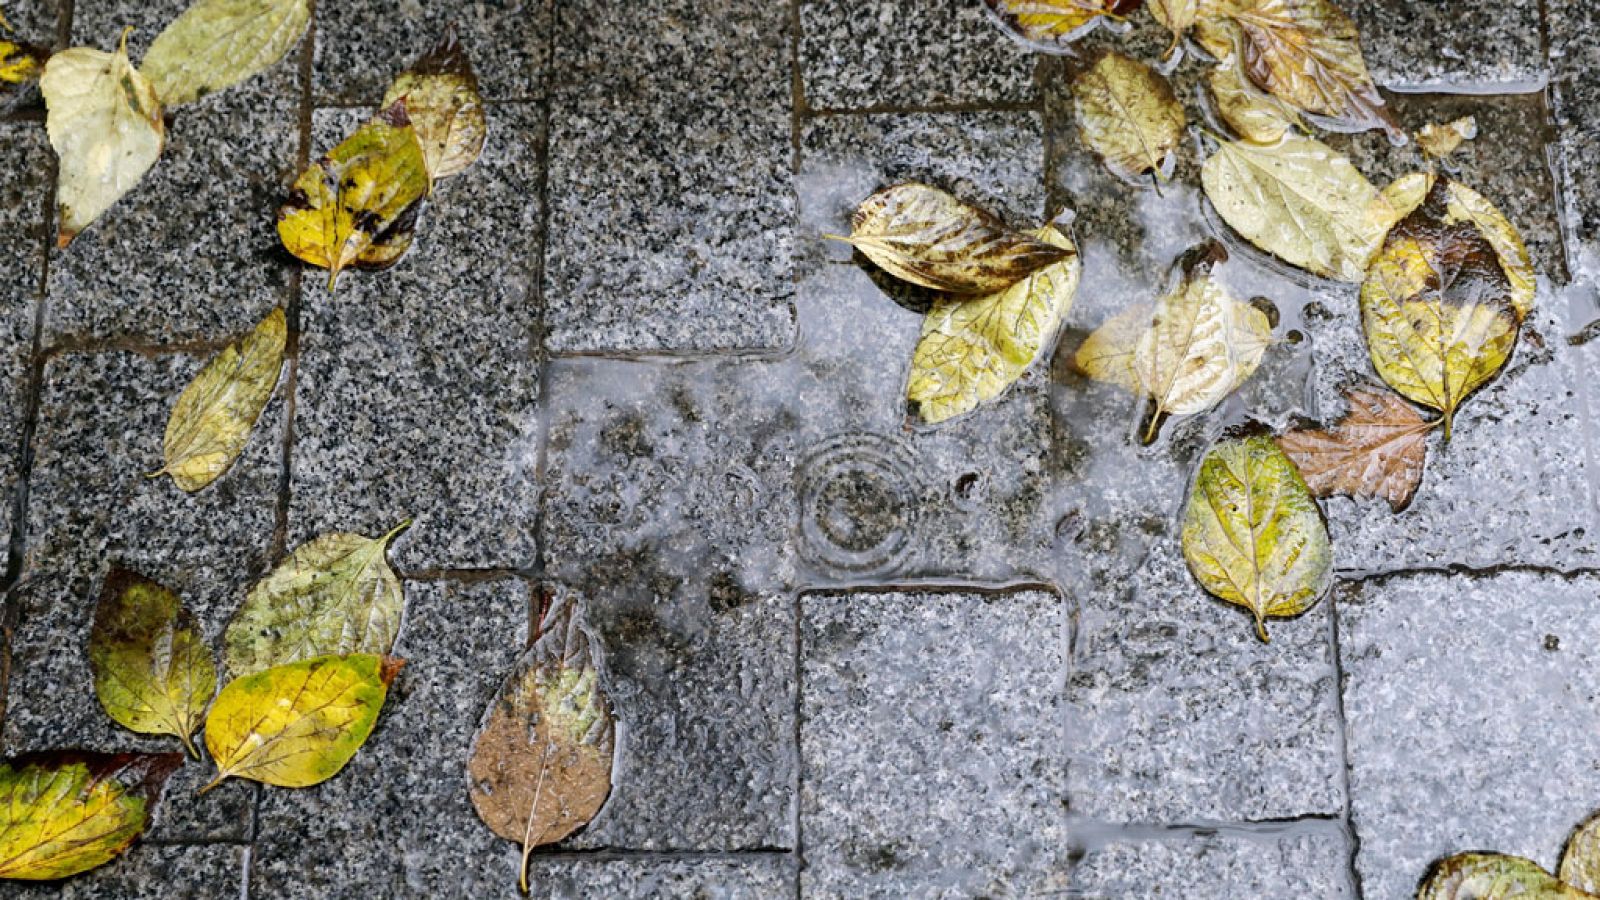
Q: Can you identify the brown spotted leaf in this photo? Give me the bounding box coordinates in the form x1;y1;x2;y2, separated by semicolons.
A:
0;751;180;881
984;0;1143;51
381;25;485;181
1071;50;1186;182
830;183;1074;294
1276;385;1433;512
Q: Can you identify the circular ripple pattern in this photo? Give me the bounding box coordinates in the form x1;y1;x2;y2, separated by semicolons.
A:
796;433;922;578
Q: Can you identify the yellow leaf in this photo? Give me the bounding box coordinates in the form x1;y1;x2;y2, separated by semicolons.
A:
1420;853;1596;899
1071;51;1187;182
1181;434;1332;642
907;224;1080;424
276;101;430;290
983;0;1140;50
1206;59;1304;144
1149;0;1198;57
40;30;165;247
1382;172;1535;321
88;569;217;759
1072;302;1151;393
1417;116;1477;161
829;182;1074;295
0;752;180;881
142;0;311;106
1201;134;1391;282
151;306;285;492
202;654;401;792
381;26;486;181
0;37;44;92
1361;178;1522;440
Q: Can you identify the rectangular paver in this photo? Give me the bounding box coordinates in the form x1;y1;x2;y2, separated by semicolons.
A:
522;856;794;899
1550;0;1600;279
1071;828;1354;899
0;122;48;552
1349;0;1545;89
4;844;246;900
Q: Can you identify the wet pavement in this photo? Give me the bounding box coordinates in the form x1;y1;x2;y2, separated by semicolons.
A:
1;1;1599;898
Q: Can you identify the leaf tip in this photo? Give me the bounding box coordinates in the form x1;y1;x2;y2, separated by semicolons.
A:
379;656;407;686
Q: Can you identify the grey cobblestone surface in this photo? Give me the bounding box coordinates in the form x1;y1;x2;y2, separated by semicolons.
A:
1;0;1598;896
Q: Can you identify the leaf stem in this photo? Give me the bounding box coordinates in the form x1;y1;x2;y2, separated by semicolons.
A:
197;773;226;796
179;731;201;762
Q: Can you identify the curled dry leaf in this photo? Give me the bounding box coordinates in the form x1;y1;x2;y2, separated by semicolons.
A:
1561;811;1600;894
202;653;401;792
0;751;181;881
1417;116;1477;161
983;0;1142;51
89;569;217;759
1361;178;1521;440
151;306;285;492
829;183;1073;295
1276;385;1433;512
1419;853;1595;900
1383;172;1534;320
907;224;1080;425
382;26;486;181
141;0;311;106
277;101;430;290
40;30;165;247
1148;0;1198;57
469;594;615;893
1207;60;1304;144
1181;434;1332;642
1071;50;1186;183
1202;133;1393;282
224;520;410;677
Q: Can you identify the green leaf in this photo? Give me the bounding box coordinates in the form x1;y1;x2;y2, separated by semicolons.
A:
142;0;311;106
1181;434;1332;642
1561;811;1600;893
0;752;180;881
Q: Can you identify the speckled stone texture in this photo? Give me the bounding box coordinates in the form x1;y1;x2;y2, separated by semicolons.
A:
541;0;795;354
521;856;795;899
799;589;1069;898
0;123;48;551
250;579;531;898
3;844;247;899
288;106;544;571
1071;828;1354;899
1348;0;1546;89
1340;572;1600;900
798;0;1037;110
1549;0;1600;279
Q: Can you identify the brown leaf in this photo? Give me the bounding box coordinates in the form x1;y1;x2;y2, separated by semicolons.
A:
1277;385;1434;512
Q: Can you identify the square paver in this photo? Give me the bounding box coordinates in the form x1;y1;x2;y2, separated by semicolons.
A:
0;121;49;550
799;588;1069;898
251;578;532;897
288;105;543;571
1071;828;1354;899
1339;571;1600;900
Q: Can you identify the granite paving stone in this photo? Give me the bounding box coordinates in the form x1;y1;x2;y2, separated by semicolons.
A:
797;0;1038;110
798;589;1069;898
1071;828;1354;899
1549;0;1600;280
3;844;247;900
289;105;543;572
1347;0;1545;90
0;122;48;552
251;578;531;898
520;857;794;899
4;351;284;841
1340;571;1600;900
542;0;794;354
0;1;62;58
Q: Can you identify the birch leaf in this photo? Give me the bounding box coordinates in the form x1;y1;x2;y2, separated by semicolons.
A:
276;101;430;290
1276;385;1433;512
829;183;1073;294
1213;0;1400;139
907;225;1080;425
1382;172;1534;320
1071;301;1151;393
1417;116;1477;161
141;0;311;106
1072;51;1186;182
1419;853;1595;900
1181;434;1332;642
89;569;217;759
151;306;285;492
983;0;1142;52
1361;178;1520;440
469;594;615;893
1149;0;1198;57
40;31;164;247
0;751;180;881
1201;134;1392;282
1561;812;1600;894
202;653;401;792
224;521;410;677
1207;59;1304;144
381;26;485;181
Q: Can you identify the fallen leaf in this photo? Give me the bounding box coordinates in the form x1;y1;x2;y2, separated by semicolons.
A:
202;653;401;792
1361;178;1521;439
150;306;285;492
1419;853;1595;900
1181;433;1332;642
0;34;45;106
40;30;165;247
983;0;1142;51
141;0;311;106
1201;133;1392;281
1276;385;1433;512
224;521;410;677
1209;0;1400;139
276;100;430;290
1562;812;1600;894
1417;116;1477;161
1071;300;1150;394
1206;59;1304;144
1149;0;1198;57
469;593;615;893
1071;50;1187;182
89;569;217;759
907;224;1080;424
0;751;180;880
828;183;1074;295
1382;172;1534;320
381;26;486;181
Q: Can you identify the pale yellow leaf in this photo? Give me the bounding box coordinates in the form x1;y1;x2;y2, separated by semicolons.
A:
142;0;311;106
1072;50;1187;182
